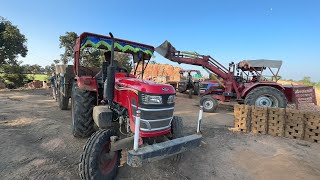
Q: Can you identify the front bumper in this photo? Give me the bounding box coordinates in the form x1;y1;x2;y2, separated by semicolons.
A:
127;134;202;167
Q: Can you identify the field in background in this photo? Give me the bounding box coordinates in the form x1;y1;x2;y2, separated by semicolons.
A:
26;74;48;81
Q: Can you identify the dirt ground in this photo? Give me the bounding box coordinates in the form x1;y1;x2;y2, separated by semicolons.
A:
1;89;320;180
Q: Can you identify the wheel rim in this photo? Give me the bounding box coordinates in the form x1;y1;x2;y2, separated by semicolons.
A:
99;142;118;175
255;95;278;107
203;99;214;110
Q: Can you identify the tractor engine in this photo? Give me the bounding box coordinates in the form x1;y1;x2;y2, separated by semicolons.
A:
113;75;176;138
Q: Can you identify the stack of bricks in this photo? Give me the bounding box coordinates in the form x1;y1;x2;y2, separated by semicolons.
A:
304;112;320;143
251;106;268;134
285;109;305;140
234;104;251;132
268;107;285;137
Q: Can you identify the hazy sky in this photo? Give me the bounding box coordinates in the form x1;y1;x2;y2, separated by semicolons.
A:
1;0;319;81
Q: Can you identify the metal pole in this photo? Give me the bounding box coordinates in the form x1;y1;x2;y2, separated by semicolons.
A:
197;106;203;134
133;110;141;151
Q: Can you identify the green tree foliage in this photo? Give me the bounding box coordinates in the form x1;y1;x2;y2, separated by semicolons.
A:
0;17;28;65
115;52;132;72
59;32;77;64
23;64;42;80
299;76;314;86
0;62;28;86
45;63;55;77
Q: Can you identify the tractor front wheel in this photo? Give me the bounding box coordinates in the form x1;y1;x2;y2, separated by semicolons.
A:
244;86;287;108
170;116;184;161
79;129;120;180
71;82;96;138
200;95;218;113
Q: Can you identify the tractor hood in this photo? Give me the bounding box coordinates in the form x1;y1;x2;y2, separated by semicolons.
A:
115;76;175;94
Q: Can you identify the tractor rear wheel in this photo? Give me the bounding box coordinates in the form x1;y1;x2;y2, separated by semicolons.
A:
71;82;96;138
200;95;218;113
244;86;287;108
79;129;120;180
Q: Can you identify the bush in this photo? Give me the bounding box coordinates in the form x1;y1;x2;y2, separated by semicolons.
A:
0;63;29;87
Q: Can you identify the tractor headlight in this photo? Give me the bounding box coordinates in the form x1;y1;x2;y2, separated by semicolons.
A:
141;94;162;104
167;95;175;104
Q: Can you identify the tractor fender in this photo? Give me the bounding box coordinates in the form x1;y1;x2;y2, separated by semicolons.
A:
241;82;284;98
76;76;98;92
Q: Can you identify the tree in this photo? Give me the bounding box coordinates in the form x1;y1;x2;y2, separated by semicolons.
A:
0;62;28;86
299;76;314;86
115;52;132;72
45;63;55;77
0;17;28;65
59;32;77;64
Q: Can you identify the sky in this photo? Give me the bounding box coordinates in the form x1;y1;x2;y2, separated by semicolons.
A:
1;0;319;81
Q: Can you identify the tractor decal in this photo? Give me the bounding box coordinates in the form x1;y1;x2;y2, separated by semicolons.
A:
115;84;138;95
81;36;154;56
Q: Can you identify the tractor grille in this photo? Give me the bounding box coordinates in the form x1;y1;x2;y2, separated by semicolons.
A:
131;104;174;132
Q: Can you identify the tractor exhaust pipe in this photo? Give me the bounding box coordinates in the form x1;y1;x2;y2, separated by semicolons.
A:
106;32;116;104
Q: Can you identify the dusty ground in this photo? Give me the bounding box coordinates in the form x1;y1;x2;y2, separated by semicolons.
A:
1;89;320;180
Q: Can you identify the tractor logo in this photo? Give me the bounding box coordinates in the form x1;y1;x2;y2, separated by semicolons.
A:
162;87;169;91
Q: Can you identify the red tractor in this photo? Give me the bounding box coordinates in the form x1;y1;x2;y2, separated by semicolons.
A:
156;40;316;112
178;69;201;98
71;32;202;179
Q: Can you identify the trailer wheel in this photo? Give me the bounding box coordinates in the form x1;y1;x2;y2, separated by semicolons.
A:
71;83;96;138
58;82;69;110
200;95;218;113
244;86;287;108
79;129;120;180
170;116;184;162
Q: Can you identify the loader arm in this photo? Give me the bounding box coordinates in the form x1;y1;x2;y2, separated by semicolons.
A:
156;41;229;80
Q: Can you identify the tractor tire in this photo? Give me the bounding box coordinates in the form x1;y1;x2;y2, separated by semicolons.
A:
188;89;193;99
171;116;184;139
170;116;184;162
71;82;96;138
79;129;120;180
244;86;287;108
58;89;69;110
200;95;218;113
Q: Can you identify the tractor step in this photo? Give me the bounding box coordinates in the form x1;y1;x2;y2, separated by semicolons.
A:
127;134;202;167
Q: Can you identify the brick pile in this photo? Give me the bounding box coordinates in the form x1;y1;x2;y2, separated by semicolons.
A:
304;112;320;143
268;107;285;137
234;104;251;132
285;109;305;140
251;106;268;134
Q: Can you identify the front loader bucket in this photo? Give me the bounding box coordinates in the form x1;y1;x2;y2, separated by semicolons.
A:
155;40;177;59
